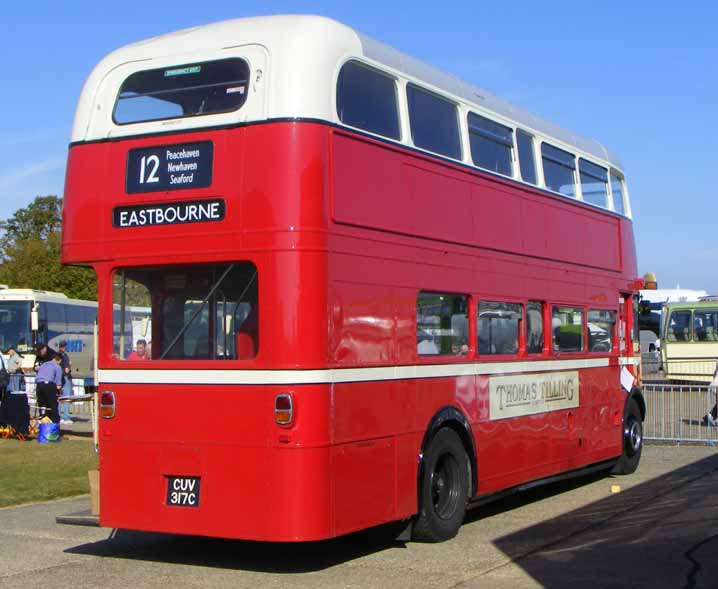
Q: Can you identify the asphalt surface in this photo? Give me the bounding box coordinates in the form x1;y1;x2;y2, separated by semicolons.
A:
1;444;717;588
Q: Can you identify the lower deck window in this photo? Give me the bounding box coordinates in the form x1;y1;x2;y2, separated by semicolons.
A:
587;309;616;352
552;306;584;352
417;293;468;356
526;301;544;354
478;301;521;355
113;262;258;360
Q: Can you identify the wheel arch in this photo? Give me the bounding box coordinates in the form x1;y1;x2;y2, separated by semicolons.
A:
417;406;478;506
626;386;646;421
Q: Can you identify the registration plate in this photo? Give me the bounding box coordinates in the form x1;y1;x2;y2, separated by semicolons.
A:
166;476;201;507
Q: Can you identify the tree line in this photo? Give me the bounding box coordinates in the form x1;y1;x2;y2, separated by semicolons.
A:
0;195;97;300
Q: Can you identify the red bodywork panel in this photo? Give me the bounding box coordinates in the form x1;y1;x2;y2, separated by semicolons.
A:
63;121;638;541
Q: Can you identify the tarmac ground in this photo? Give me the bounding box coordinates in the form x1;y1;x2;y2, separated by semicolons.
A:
1;443;716;588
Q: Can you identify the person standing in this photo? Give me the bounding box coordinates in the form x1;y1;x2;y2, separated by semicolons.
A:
57;341;74;425
34;344;56;371
35;354;63;424
6;347;23;392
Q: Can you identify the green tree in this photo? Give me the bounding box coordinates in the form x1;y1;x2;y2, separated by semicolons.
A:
0;195;97;300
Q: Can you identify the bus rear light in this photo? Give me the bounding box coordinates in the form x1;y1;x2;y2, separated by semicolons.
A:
100;390;116;419
275;393;294;425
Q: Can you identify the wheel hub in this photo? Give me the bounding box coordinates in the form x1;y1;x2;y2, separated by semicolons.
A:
624;418;642;454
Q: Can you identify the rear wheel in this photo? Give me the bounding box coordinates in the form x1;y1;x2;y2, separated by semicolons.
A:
612;398;643;475
412;428;469;542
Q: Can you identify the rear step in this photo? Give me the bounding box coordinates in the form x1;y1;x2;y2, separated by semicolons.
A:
55;509;99;527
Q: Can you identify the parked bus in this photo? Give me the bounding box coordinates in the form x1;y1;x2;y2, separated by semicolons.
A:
661;301;718;382
62;15;644;542
0;287;97;386
638;286;708;352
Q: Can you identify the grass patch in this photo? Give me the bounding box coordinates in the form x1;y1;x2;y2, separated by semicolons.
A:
0;437;98;508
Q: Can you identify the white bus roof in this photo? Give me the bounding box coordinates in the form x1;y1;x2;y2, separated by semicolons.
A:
0;289;97;307
72;15;623;171
640;288;709;304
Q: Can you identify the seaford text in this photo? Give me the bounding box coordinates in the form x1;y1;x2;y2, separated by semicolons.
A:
167;148;200;184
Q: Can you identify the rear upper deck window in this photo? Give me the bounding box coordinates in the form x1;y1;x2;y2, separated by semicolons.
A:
337;61;400;140
113;59;250;125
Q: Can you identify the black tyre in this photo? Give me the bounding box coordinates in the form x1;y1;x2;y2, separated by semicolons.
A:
412;428;469;542
611;398;643;475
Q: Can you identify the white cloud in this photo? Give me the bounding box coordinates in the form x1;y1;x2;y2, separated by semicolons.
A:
0;156;65;191
695;248;718;261
0;128;65;148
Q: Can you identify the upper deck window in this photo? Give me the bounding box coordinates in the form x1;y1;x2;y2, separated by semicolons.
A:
467;113;513;176
579;159;609;208
113;58;250;125
611;171;626;215
407;85;462;159
337;61;400;140
517;130;537;185
541;143;576;197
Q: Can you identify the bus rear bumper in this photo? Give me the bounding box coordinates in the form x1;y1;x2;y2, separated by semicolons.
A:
99;440;334;542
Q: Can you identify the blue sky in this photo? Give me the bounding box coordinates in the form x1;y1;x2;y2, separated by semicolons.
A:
1;1;716;292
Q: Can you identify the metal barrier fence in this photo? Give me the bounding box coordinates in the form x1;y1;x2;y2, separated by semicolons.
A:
22;375;93;416
643;382;718;443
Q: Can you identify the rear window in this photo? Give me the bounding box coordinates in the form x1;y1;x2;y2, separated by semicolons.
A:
114;59;250;125
113;262;258;360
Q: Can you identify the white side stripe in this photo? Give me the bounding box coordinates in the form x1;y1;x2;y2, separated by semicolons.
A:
98;357;621;386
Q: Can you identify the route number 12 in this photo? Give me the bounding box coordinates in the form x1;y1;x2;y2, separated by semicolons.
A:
139;155;160;184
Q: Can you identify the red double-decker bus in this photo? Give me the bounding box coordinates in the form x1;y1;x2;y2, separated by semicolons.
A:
63;15;644;542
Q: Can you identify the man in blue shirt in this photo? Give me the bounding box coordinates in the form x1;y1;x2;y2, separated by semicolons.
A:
36;354;63;424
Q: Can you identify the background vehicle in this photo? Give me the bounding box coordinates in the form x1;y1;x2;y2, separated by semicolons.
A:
63;15;643;542
0;287;97;387
638;285;708;350
661;301;718;382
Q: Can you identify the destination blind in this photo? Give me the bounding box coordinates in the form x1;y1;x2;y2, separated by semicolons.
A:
113;199;225;228
126;141;213;193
